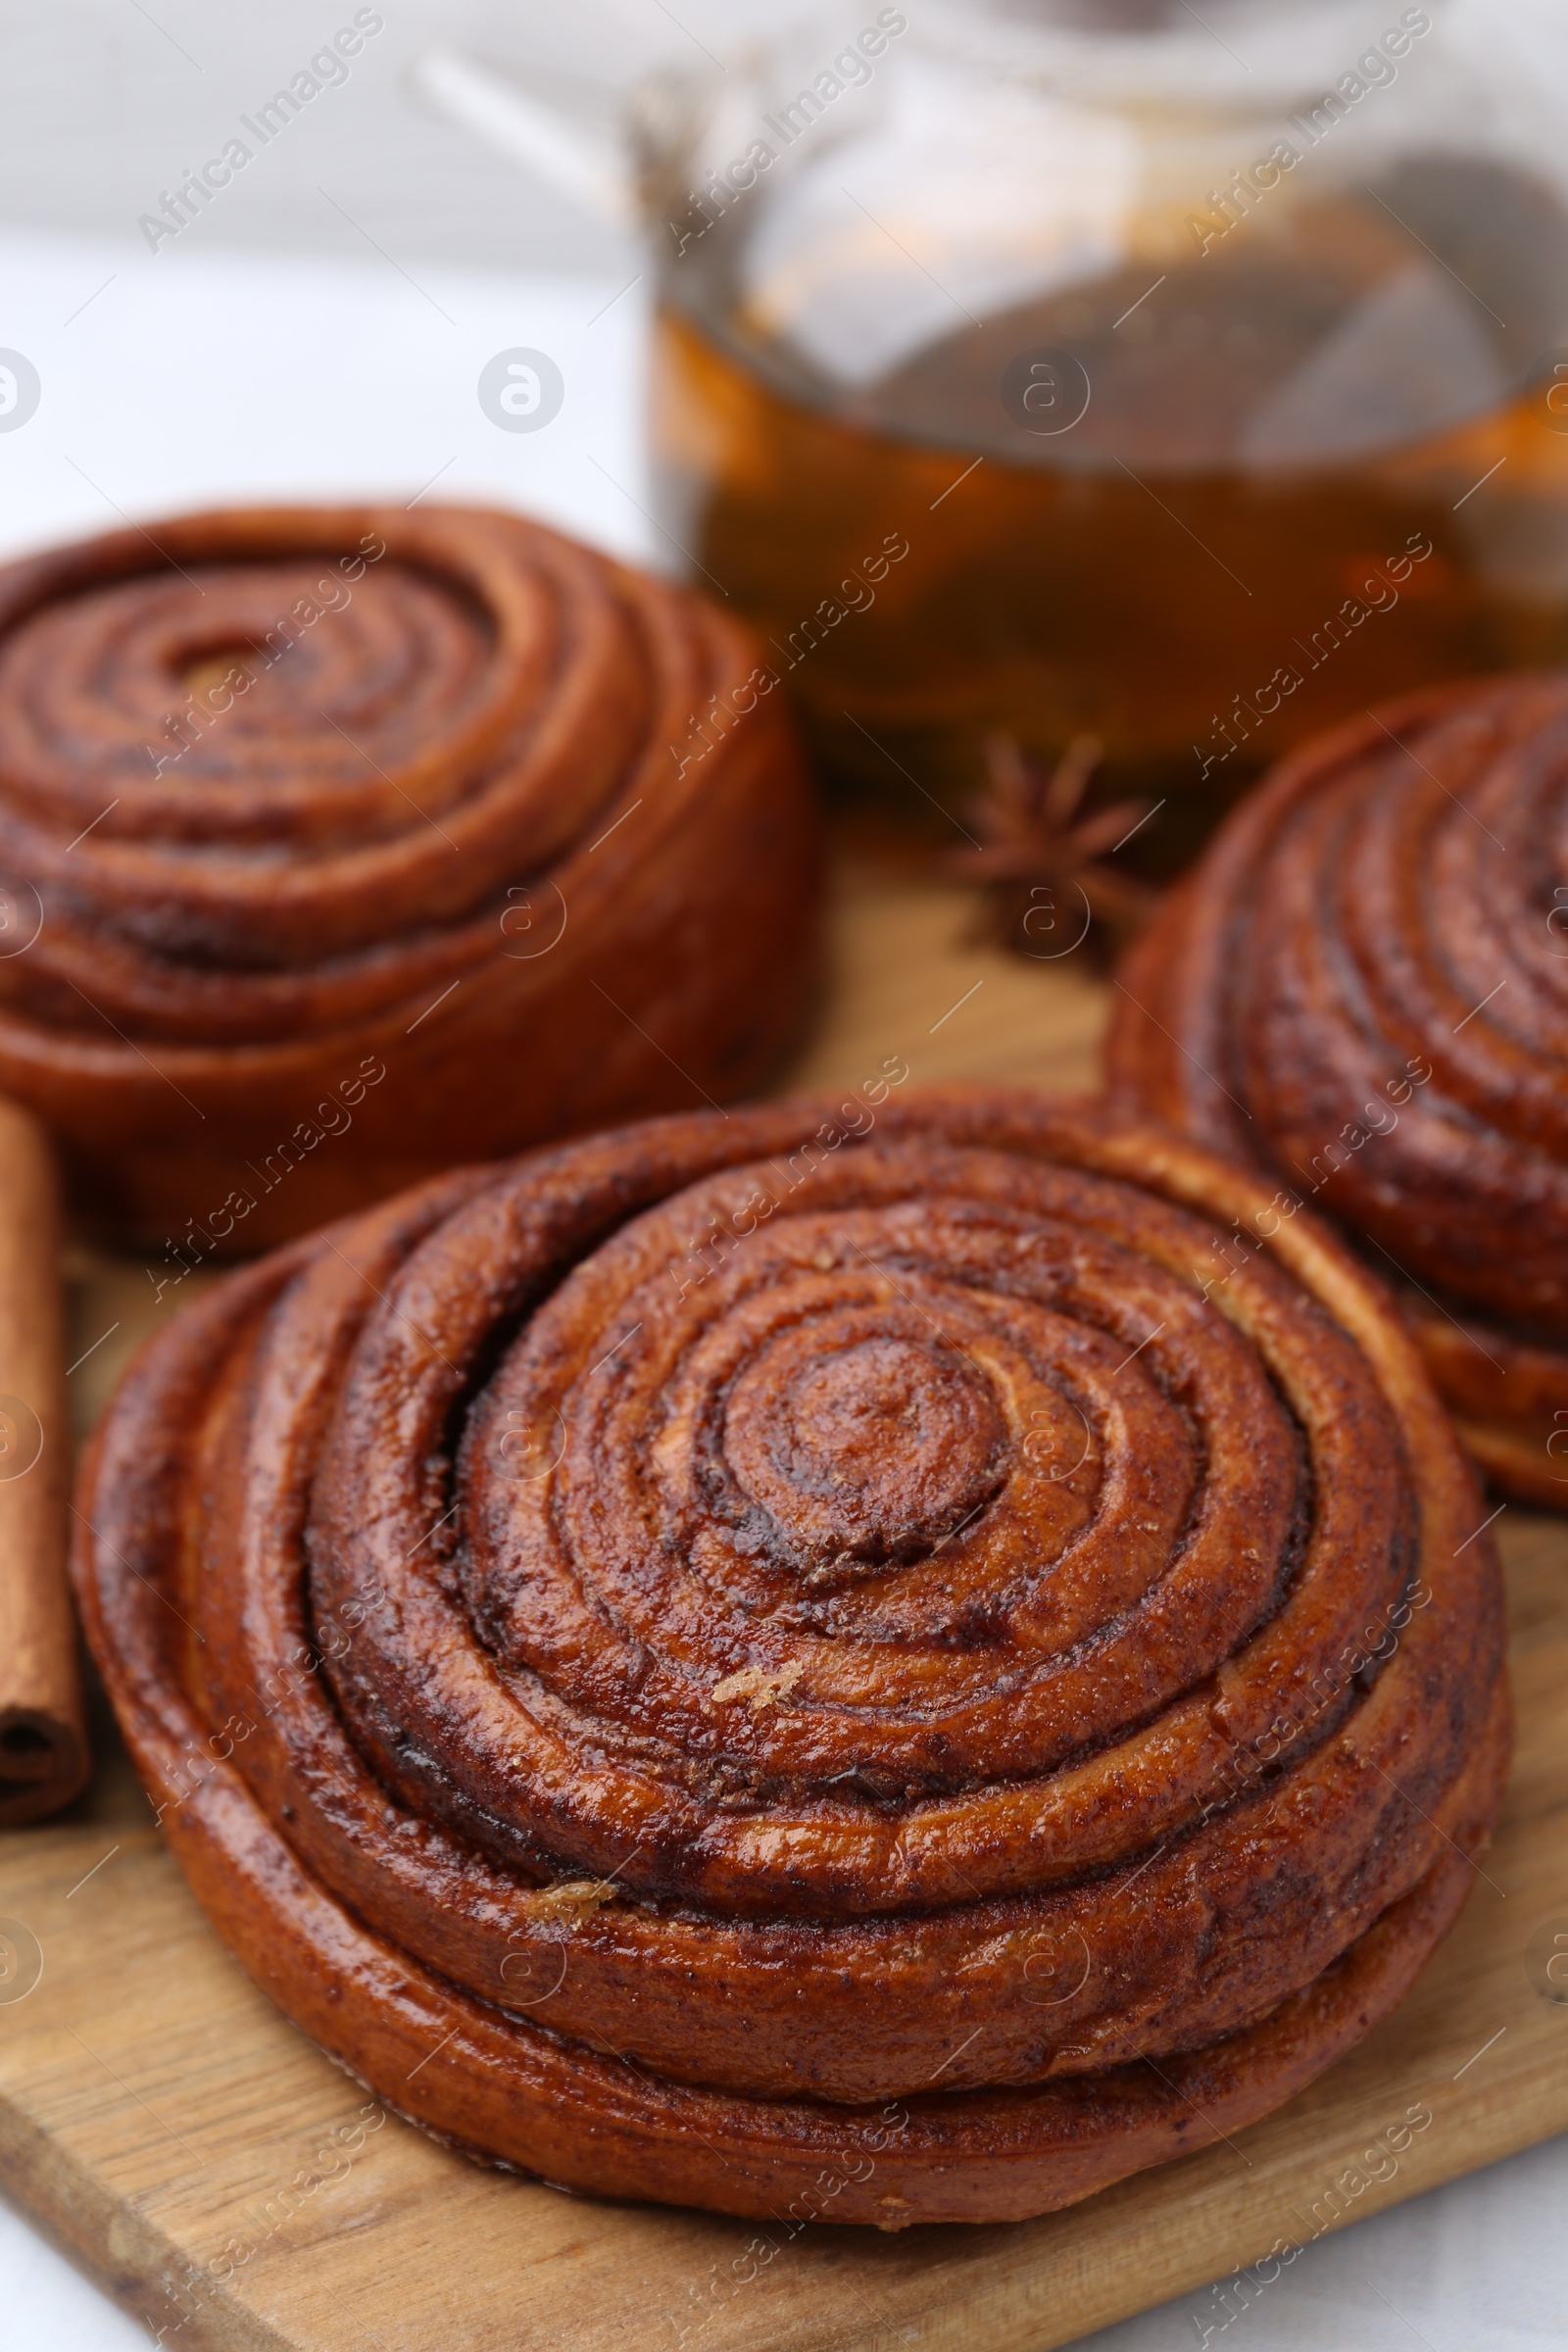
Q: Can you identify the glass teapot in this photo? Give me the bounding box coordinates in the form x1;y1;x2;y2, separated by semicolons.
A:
422;0;1568;867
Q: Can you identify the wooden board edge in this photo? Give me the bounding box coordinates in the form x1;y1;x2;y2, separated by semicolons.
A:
0;2078;292;2352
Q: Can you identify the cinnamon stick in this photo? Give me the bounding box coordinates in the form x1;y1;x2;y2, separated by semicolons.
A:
0;1097;88;1824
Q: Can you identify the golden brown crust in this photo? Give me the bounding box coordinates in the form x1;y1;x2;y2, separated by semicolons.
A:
73;1088;1510;2224
0;504;820;1248
1107;677;1568;1502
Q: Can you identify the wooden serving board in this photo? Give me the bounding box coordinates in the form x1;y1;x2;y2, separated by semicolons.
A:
3;844;1566;2352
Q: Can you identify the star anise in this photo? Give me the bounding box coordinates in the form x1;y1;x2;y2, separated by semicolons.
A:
945;732;1161;966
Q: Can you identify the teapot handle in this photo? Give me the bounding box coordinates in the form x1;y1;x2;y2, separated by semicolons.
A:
408;45;636;231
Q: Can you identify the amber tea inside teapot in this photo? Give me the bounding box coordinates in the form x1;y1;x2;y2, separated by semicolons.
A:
425;0;1568;866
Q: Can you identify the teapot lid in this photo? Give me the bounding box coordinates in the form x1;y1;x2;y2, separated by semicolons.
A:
906;0;1453;107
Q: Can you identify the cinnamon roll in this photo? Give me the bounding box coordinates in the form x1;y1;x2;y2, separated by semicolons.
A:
1109;676;1568;1504
0;504;819;1251
74;1090;1508;2226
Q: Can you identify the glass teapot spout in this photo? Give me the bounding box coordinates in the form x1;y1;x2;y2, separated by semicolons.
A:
408;42;644;231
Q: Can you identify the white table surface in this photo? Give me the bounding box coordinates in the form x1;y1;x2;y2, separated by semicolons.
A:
0;220;1564;2352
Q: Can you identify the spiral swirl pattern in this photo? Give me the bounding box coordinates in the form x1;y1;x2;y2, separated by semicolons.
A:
1109;677;1568;1502
0;503;818;1246
74;1091;1508;2226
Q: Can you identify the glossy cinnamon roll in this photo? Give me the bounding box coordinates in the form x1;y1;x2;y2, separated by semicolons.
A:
1109;677;1568;1504
0;504;819;1251
74;1089;1508;2226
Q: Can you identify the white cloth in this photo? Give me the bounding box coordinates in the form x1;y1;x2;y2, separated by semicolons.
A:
0;231;652;569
